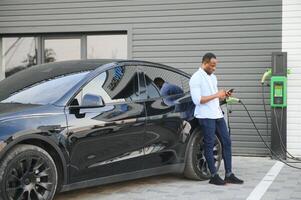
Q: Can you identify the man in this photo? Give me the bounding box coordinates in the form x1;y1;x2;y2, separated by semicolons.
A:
154;77;184;106
189;53;243;185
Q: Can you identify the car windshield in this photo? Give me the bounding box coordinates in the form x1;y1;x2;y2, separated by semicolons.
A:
0;72;89;105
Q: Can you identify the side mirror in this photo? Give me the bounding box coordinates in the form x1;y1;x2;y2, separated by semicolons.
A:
69;94;105;118
82;93;105;107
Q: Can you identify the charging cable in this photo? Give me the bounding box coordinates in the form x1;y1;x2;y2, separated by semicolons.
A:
239;99;301;170
261;84;301;162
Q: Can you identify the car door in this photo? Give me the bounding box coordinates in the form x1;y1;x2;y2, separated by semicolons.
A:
66;65;147;183
141;65;193;169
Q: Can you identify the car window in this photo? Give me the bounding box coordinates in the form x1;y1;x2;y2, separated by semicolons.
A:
144;76;160;99
74;65;140;105
143;66;190;99
1;72;89;105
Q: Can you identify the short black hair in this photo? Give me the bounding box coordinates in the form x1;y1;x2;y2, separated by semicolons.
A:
202;52;216;64
154;77;165;89
154;77;165;86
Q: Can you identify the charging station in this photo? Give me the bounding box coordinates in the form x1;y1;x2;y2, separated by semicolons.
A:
271;52;287;159
270;76;287;108
228;52;301;168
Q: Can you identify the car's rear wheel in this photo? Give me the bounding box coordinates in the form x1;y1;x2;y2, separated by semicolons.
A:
184;130;222;180
0;144;58;200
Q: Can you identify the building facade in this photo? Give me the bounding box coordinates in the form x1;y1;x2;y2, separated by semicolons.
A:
283;0;301;156
0;0;299;156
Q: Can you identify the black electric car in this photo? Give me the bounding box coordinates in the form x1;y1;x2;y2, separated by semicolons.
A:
0;60;222;200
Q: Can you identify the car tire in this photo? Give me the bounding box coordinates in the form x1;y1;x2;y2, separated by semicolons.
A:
0;144;58;200
184;129;222;180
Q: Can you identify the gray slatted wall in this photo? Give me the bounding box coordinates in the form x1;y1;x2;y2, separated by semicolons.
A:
0;0;282;156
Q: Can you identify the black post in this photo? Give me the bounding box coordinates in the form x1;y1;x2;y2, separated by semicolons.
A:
271;52;287;160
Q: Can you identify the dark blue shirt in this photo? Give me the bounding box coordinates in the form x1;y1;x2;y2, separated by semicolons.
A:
160;82;184;106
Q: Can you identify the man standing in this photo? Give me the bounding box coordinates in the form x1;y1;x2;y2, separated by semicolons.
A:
189;53;244;185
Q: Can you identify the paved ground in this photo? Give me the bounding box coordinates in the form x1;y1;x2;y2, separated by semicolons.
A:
262;160;301;200
55;157;301;200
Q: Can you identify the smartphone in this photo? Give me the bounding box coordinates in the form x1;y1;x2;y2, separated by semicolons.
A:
227;88;234;93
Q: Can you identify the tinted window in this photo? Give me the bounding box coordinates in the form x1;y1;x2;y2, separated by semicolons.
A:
75;66;140;105
1;72;89;105
143;66;190;99
144;76;160;99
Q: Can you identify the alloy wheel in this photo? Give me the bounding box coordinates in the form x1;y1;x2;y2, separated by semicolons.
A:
5;155;55;200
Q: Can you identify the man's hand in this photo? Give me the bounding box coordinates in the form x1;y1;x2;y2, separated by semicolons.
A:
200;89;228;104
216;90;227;99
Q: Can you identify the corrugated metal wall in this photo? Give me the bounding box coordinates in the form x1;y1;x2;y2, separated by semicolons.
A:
0;0;282;156
283;0;301;156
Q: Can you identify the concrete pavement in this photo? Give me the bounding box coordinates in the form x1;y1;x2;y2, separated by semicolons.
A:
55;157;301;200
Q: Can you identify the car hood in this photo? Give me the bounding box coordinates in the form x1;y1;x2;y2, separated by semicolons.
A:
0;103;43;121
0;103;66;142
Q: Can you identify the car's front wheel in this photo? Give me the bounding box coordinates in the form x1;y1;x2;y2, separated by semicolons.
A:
184;130;222;180
0;144;58;200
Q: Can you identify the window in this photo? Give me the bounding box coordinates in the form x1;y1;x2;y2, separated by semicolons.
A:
75;66;139;106
87;35;127;59
44;38;81;63
2;37;37;77
143;66;190;99
1;32;128;78
144;75;161;99
1;72;89;105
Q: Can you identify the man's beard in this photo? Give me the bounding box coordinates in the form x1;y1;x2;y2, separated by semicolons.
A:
204;68;212;75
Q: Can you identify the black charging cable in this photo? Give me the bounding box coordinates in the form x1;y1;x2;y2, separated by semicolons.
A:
239;100;301;170
261;84;301;162
273;107;301;162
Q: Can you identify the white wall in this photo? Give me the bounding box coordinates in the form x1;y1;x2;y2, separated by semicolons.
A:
0;38;4;81
283;0;301;156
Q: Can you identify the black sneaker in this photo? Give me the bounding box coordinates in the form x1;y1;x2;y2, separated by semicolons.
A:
224;173;244;184
209;174;226;185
